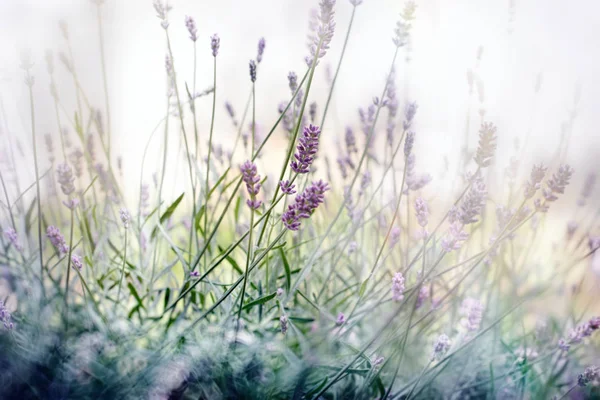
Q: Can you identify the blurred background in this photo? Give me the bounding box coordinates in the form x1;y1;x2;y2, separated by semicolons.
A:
0;0;599;210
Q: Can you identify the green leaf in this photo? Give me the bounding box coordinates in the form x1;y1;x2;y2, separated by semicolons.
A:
152;193;185;239
279;248;291;291
242;292;277;311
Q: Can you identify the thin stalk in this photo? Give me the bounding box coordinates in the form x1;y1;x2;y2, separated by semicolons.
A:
203;56;218;270
96;2;112;159
64;208;75;328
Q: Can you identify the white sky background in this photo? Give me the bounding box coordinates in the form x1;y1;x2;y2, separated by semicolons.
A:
0;0;599;207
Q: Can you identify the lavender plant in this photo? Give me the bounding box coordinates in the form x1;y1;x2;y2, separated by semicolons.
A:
0;0;598;399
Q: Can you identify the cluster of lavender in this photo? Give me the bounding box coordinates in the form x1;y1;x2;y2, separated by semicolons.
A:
391;272;405;301
558;316;600;351
459;297;484;333
281;180;329;231
4;228;23;253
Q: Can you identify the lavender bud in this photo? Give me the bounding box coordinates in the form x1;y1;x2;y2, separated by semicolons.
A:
256;37;266;63
543;164;574;202
4;228;23;253
279;180;297;195
56;162;76;196
414;197;429;228
282;180;329;231
404;131;415;158
276;288;284;297
391;272;405;301
474;122;497;168
291;124;322;174
0;300;14;330
210;34;220;57
280;315;288;334
249;59;257;82
71;254;83;271
336;312;346;325
431;334;451;361
459;298;484;332
47;226;69;255
288;71;298;94
185;16;198;42
240;161;262;210
524;164;548;199
120;208;131;229
441;222;469;253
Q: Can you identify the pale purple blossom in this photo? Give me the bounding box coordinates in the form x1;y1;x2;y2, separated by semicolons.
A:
441;222;468;253
47;226;69;255
524;164;547;199
71;254;83;271
578;365;599;387
543;164;574;203
240;161;262;210
249;59;257;82
474;122;498;168
184;16;197;41
57;162;75;196
4;228;23;253
0;300;13;330
279;180;296;195
256;37;266;63
392;272;405;301
390;226;401;248
120;208;131;229
306;0;336;65
431;334;451;361
210;34;220;57
280;315;288;334
414;197;429;228
460;298;484;332
336;312;345;325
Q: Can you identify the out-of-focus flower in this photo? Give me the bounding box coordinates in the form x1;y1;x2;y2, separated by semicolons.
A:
57;162;76;196
71;254;83;271
184;16;197;41
558;316;600;351
47;226;69;255
0;300;14;330
120;209;131;229
392;272;405;301
279;180;296;195
524;164;548;199
336;312;345;325
306;0;336;65
210;34;220;57
256;37;266;63
441;222;468;253
431;334;451;361
578;365;599;387
459;298;484;332
474;122;497;168
280;315;288;334
543;164;574;203
4;228;23;253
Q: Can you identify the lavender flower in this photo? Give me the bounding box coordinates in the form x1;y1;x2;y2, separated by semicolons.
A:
279;180;296;195
392;272;405;301
256;37;266;63
524;164;547;199
276;288;284;297
153;0;170;29
57;162;75;196
71;254;83;271
558;316;600;351
306;0;336;65
403;102;418;130
280;315;288;334
416;285;429;309
474;122;497;168
4;228;23;253
0;300;13;330
458;176;487;225
345;126;357;154
190;270;200;278
249;59;257;82
460;298;484;332
578;366;599;387
349;0;363;5
288;71;298;94
543;164;574;202
441;222;469;253
414;197;429;228
46;226;69;255
184;16;197;41
336;312;345;325
404;131;415;158
240;161;262;210
210;34;220;57
120;208;131;229
291;124;322;174
431;334;451;361
282;180;329;231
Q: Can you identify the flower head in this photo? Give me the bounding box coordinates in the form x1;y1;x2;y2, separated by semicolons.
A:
240;161;262;210
336;312;346;325
256;37;266;63
306;0;336;65
120;208;131;229
578;365;599;387
4;228;23;253
279;180;297;195
291;124;322;174
474;122;498;168
249;59;257;82
460;298;484;332
0;301;14;330
210;34;220;57
57;162;75;196
47;226;69;255
184;16;197;41
71;254;83;271
524;164;547;199
282;180;329;230
391;272;405;301
431;334;451;361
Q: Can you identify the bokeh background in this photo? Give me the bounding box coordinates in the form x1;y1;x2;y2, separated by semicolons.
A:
0;0;599;213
